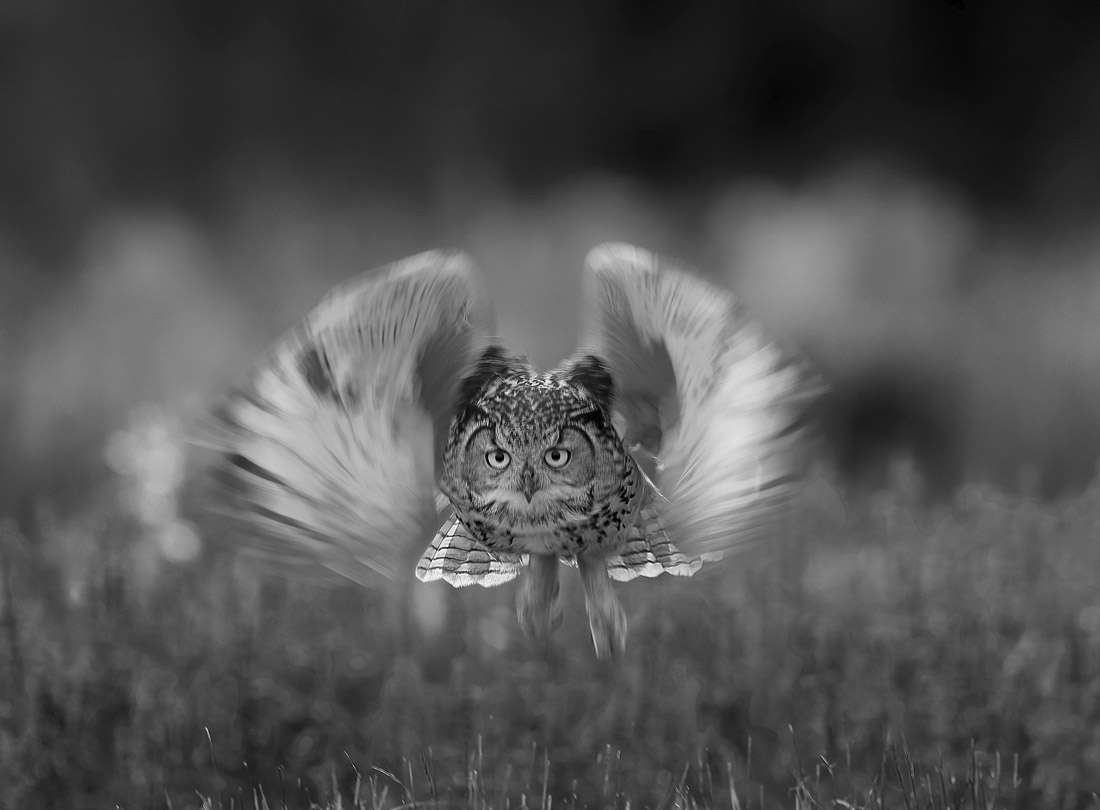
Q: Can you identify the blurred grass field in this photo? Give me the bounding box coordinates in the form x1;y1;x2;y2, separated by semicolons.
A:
3;436;1100;808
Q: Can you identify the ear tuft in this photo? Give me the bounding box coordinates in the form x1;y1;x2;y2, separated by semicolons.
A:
563;355;615;411
454;346;515;411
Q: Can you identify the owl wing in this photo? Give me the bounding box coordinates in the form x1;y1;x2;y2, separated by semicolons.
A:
416;512;528;587
570;243;823;561
195;250;495;585
605;497;703;581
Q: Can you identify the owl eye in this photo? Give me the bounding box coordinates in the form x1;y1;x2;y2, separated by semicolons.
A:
485;448;511;470
544;447;571;468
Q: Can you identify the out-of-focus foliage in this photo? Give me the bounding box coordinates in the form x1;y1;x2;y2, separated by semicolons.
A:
2;444;1099;808
5;170;1100;520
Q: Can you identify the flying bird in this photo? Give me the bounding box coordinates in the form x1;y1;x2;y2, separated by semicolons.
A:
199;244;821;658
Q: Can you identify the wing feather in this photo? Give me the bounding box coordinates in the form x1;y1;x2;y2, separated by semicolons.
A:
415;513;527;587
575;243;823;560
606;501;703;581
195;250;495;584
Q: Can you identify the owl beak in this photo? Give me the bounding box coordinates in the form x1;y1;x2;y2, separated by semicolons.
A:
521;465;538;503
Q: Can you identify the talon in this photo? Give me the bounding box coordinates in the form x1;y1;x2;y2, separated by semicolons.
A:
588;597;627;660
578;554;627;659
516;555;562;643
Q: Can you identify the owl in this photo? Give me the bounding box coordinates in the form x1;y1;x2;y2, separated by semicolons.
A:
199;244;821;658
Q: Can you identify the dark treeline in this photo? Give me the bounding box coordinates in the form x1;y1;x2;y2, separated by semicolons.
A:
3;0;1100;262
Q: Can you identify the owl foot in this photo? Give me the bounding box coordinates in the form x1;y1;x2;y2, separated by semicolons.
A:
516;555;563;644
578;554;627;659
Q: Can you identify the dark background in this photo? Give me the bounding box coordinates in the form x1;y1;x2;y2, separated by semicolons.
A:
5;1;1100;231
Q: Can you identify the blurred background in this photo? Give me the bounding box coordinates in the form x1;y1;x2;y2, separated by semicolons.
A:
4;0;1100;509
3;1;1100;808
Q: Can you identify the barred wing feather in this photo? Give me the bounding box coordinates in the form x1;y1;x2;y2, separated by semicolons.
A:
577;244;823;561
415;512;527;587
196;250;495;584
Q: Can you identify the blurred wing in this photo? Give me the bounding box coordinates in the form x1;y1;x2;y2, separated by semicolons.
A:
195;250;495;585
574;243;823;560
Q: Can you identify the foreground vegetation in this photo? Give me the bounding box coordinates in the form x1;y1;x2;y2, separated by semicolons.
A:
2;444;1099;809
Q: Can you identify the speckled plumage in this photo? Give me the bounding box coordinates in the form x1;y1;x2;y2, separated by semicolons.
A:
198;244;823;658
440;360;636;555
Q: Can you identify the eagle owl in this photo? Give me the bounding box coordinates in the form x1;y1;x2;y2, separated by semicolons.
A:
200;244;821;658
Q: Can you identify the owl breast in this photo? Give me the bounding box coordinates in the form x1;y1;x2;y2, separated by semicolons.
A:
461;477;644;558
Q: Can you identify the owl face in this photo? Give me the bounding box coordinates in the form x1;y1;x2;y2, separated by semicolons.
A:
461;421;597;513
441;354;626;537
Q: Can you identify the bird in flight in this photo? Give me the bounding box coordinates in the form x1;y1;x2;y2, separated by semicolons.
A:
199;244;821;658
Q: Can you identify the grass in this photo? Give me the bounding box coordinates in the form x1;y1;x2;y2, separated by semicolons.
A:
2;446;1100;809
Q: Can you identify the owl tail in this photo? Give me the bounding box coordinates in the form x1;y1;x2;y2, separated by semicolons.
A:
415;512;527;587
605;501;710;582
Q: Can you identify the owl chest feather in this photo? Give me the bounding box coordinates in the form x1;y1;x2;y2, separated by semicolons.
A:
474;516;626;557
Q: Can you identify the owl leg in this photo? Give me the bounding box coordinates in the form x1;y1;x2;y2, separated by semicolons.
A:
516;554;563;644
577;553;627;659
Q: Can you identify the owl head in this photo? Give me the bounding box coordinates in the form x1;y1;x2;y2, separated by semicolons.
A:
440;349;625;533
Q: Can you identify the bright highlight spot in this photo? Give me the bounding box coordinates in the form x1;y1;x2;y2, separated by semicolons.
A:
157;520;202;563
